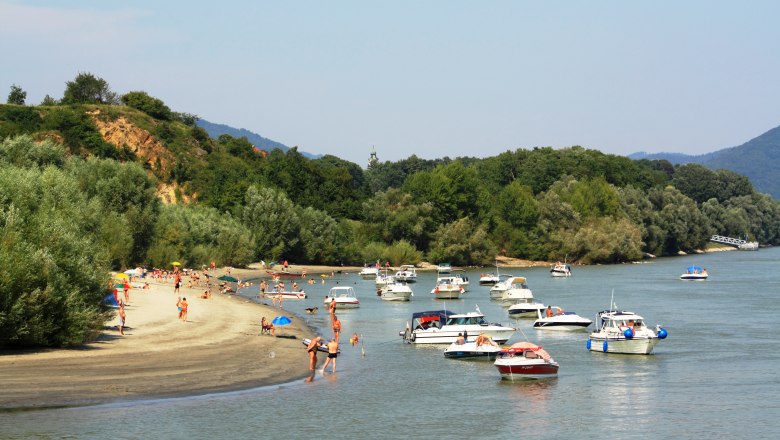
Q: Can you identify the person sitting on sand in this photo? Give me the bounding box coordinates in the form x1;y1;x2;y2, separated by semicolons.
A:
200;290;211;299
261;317;273;335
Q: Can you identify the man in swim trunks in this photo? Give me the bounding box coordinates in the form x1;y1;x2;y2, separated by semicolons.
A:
320;338;339;373
305;336;322;382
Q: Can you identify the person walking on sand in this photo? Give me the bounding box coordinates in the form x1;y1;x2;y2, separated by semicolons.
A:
118;302;126;336
320;338;339;374
305;336;322;383
174;271;182;295
176;297;183;320
123;281;130;305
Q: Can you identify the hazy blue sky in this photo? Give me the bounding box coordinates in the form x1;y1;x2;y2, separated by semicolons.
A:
2;0;779;164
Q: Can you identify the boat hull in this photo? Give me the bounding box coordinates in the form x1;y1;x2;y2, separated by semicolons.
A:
680;274;708;280
587;336;659;354
264;292;306;300
550;270;571;277
444;342;501;359
533;320;591;331
494;358;559;380
508;304;546;318
408;328;514;345
380;291;412;301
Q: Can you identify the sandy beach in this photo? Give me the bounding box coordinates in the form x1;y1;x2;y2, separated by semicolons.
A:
0;274;315;410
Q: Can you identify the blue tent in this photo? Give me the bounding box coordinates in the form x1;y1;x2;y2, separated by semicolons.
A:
104;293;118;306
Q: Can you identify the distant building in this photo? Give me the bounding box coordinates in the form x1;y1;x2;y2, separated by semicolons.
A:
368;147;379;169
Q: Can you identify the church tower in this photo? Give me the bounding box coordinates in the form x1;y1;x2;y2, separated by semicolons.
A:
367;146;379;169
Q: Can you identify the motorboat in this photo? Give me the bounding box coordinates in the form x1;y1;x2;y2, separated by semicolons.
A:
479;273;500;285
436;262;452;274
451;270;470;291
359;265;379;279
394;265;418;283
680;265;708;280
489;274;517;299
497;276;534;306
400;307;515;344
444;340;501;360
587;309;667;354
507;300;546;318
533;306;592;331
494;342;559;380
375;273;395;287
378;280;413;301
430;276;466;299
550;262;572;277
324;286;360;308
479;260;501;285
263;291;307;300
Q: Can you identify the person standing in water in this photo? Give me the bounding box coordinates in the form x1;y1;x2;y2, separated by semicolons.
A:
320;338;339;374
304;336;322;383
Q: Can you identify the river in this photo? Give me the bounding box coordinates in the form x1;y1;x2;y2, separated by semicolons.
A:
2;248;779;439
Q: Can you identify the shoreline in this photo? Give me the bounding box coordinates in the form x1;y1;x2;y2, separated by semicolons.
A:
0;275;315;410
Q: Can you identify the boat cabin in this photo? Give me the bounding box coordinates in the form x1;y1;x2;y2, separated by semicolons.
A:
597;311;645;331
445;312;487;326
411;310;455;330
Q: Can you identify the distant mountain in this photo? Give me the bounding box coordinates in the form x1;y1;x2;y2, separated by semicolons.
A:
196;119;320;159
630;124;780;198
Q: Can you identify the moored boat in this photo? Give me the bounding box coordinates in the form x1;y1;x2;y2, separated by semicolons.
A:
359;265;379;279
263;291;307;300
550;261;572;277
430;276;466;299
379;280;413;301
436;262;452;274
324;286;360;308
533;306;591;331
494;342;559;380
444;340;501;360
394;265;418;283
587;309;667;354
400;307;515;344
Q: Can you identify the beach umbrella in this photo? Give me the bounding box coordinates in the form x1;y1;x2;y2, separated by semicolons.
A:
115;273;129;280
272;315;292;336
171;261;182;266
124;268;140;276
218;275;238;283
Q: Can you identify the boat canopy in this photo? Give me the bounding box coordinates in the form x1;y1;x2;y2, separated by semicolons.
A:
503;342;551;360
686;265;704;274
411;310;455;322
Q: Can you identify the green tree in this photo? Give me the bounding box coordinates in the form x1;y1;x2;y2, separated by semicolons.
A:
7;84;26;105
61;72;118;105
242;185;300;260
40;94;58;106
427;218;497;266
298;206;340;264
121;91;173;120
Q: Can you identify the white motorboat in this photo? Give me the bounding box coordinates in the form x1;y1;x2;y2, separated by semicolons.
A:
479;273;500;285
680;265;708;280
533;306;592;331
451;270;470;291
444;340;501;360
400;307;515;344
479;260;502;285
436;262;452;274
379;280;413;301
394;265;418;283
494;342;559;380
587;309;667;354
324;286;360;308
550;262;572;277
489;274;517;299
375;273;395;287
498;276;534;306
359;265;379;279
507;301;546;318
431;276;466;299
263;291;307;300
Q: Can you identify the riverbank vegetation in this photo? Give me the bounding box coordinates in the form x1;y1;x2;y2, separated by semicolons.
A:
3;74;780;346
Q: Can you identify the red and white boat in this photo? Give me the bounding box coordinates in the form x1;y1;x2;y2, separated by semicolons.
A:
494;342;559;380
263;291;306;300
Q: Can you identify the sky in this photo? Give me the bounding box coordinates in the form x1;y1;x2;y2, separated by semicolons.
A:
2;0;779;164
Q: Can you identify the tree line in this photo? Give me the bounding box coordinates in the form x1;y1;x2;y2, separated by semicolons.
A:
3;74;780;347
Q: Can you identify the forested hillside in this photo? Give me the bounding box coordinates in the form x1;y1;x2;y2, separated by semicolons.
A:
630;124;780;199
4;73;780;347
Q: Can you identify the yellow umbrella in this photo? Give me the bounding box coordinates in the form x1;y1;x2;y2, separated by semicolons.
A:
171;261;182;266
115;273;129;279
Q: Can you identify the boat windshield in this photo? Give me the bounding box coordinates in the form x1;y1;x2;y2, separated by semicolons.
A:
446;316;485;325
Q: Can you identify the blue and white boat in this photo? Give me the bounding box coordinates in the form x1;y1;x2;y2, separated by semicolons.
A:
680;265;708;280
